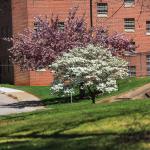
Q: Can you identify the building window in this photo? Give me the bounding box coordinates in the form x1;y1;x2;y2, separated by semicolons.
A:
97;3;108;17
124;18;135;32
146;21;150;35
128;66;136;76
0;27;4;37
124;41;136;56
130;40;136;52
124;0;135;7
58;22;65;30
36;68;46;72
34;21;42;32
0;26;10;38
146;55;150;75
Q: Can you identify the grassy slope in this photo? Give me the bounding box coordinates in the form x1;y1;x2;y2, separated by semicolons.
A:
98;77;150;99
0;77;150;150
0;100;149;150
1;77;150;101
0;85;52;100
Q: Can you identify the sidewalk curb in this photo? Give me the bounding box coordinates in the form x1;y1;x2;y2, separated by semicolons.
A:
0;88;40;101
0;91;19;100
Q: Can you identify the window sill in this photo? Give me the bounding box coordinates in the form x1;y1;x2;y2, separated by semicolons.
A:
146;32;150;36
36;68;46;72
124;29;135;33
124;4;135;8
97;14;108;18
124;52;136;57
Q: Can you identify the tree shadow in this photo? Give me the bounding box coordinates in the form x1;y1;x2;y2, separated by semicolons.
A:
0;95;89;109
118;130;150;144
0;107;149;150
0;140;35;150
42;95;89;106
0;130;149;150
0;101;44;109
6;128;149;141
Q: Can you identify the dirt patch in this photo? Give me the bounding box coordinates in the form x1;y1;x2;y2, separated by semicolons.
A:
97;83;150;104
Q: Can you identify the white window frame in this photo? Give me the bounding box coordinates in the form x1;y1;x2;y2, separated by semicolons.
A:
124;18;135;32
146;55;150;75
58;22;65;30
128;66;136;77
146;21;150;35
97;3;108;17
36;68;46;72
124;0;135;7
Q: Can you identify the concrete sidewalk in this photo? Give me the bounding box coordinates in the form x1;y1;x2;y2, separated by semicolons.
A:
0;87;40;101
0;87;44;115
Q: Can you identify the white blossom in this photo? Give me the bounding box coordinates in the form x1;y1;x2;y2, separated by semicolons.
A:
51;45;128;96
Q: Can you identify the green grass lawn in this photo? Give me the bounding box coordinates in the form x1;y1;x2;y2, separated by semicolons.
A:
0;100;149;150
98;77;150;99
1;77;150;102
0;77;150;150
0;85;52;100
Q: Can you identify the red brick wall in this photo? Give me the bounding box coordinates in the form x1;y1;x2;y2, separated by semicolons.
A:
14;65;30;86
94;0;150;53
11;0;91;86
93;0;150;76
124;53;147;77
11;0;150;85
14;66;54;86
26;0;90;27
11;0;55;86
29;70;54;86
25;0;150;78
11;0;28;34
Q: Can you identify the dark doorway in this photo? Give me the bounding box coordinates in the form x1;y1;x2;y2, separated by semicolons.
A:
0;0;14;84
0;62;2;83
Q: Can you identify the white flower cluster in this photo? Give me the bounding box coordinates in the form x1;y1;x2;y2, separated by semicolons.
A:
64;88;75;95
51;83;64;93
51;44;128;95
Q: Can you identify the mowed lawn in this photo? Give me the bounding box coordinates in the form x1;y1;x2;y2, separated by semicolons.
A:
0;77;150;150
1;77;150;102
0;100;149;150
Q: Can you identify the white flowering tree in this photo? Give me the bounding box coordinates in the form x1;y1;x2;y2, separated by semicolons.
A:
51;45;128;103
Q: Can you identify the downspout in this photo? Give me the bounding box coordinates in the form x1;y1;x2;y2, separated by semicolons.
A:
140;53;142;76
90;0;93;28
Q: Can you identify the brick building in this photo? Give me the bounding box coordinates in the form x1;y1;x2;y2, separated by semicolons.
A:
0;0;150;85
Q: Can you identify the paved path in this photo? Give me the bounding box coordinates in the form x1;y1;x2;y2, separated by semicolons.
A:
97;83;150;104
0;88;44;116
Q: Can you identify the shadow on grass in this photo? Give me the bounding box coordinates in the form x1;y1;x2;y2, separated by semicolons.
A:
6;130;150;141
1;95;89;109
0;106;149;150
0;130;149;150
0;101;44;109
42;95;89;105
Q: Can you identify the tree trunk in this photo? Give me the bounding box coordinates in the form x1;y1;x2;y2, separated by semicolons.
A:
79;82;85;99
87;86;96;104
91;93;96;104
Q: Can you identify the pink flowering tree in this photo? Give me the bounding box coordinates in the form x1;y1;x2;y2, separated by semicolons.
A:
9;7;135;70
8;7;135;101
